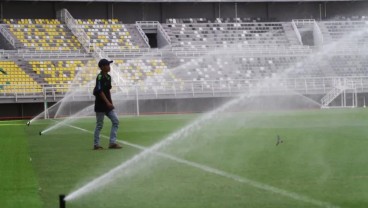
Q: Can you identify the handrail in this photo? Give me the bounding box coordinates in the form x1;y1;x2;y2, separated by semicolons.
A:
2;76;368;101
136;21;172;46
58;9;91;53
135;23;150;47
0;43;366;60
15;48;84;54
321;77;357;107
0;24;16;48
157;23;171;44
291;20;303;45
20;52;90;59
136;21;158;27
292;19;316;25
313;21;324;46
163;22;286;26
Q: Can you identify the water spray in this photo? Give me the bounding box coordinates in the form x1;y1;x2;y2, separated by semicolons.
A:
59;194;66;208
364;97;366;108
41;24;368;203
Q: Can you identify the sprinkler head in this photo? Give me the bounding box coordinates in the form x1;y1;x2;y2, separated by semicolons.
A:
26;121;30;126
39;131;42;136
276;135;283;146
59;194;66;208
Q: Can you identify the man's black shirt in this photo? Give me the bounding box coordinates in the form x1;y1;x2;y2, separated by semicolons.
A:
94;72;112;113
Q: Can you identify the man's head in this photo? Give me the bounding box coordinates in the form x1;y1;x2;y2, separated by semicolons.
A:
98;59;113;73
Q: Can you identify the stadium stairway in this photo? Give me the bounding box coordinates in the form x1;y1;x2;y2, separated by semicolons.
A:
125;24;149;48
317;22;335;44
282;23;301;45
16;60;47;86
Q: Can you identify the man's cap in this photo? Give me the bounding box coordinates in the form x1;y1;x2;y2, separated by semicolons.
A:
98;59;113;68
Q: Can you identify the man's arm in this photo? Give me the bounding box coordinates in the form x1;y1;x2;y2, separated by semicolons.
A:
99;91;114;109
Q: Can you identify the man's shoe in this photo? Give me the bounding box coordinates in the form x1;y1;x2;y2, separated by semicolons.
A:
108;143;122;149
93;145;104;150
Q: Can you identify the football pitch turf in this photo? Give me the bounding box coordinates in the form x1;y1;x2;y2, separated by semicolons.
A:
1;109;368;208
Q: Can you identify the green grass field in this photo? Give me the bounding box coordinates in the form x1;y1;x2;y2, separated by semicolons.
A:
1;109;368;208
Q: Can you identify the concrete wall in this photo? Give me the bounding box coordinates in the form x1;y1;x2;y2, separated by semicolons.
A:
162;3;216;20
54;2;110;19
1;1;368;23
3;93;367;119
0;103;45;120
2;1;56;19
268;2;321;21
325;1;368;19
4;93;366;120
0;98;225;119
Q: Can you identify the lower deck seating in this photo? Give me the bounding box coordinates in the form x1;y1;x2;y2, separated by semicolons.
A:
0;61;42;94
30;60;84;92
28;58;177;92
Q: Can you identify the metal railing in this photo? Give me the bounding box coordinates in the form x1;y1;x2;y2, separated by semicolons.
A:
19;52;91;59
157;23;171;44
2;76;368;103
0;24;16;48
135;23;150;47
163;22;285;26
136;21;158;28
135;21;172;46
0;44;367;60
174;46;313;57
291;20;303;45
292;19;316;26
58;9;91;52
313;21;324;46
321;77;358;108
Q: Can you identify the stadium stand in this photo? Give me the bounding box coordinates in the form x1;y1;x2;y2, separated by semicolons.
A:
327;55;368;76
166;17;277;24
0;61;42;94
318;20;368;44
162;21;294;49
329;16;368;21
29;60;85;92
25;57;175;92
0;15;367;97
3;19;82;51
76;19;142;51
113;58;177;87
171;55;304;83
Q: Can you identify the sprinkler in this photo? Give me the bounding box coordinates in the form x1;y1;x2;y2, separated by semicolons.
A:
276;135;283;146
59;194;66;208
39;131;42;136
26;121;30;126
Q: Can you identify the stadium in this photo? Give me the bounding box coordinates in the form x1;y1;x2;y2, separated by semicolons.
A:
1;0;368;207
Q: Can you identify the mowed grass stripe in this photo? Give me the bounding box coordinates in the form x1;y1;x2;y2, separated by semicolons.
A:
20;110;368;207
0;121;43;208
26;115;194;208
65;123;338;208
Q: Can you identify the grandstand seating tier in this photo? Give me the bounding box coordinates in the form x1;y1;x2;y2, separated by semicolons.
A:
0;18;368;95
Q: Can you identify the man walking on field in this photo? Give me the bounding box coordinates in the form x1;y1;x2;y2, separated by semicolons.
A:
93;59;122;150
